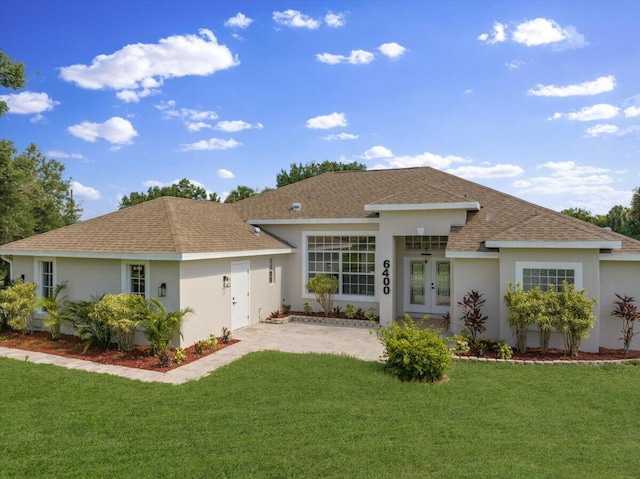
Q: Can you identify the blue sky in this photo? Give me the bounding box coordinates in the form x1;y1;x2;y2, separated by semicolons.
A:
1;0;638;219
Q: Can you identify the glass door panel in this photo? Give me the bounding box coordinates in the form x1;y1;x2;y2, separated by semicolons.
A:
410;261;425;305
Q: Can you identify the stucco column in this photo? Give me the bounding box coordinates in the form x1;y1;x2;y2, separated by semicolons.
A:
377;232;395;325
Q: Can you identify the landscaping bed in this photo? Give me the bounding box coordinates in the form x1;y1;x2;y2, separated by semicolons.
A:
0;330;239;371
458;346;640;362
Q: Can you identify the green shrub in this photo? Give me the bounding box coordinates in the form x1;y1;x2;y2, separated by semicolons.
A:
36;282;68;340
0;280;36;333
305;274;338;315
495;339;513;360
173;347;187;365
365;307;378;322
344;304;355;319
376;314;451;382
280;302;291;315
90;293;146;352
551;281;597;356
141;298;192;357
458;290;488;340
194;340;207;355
450;335;470;355
504;284;543;353
303;302;313;314
331;305;342;317
65;295;110;352
206;334;218;349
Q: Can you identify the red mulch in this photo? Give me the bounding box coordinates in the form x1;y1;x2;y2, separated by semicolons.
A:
461;347;640;361
0;330;239;372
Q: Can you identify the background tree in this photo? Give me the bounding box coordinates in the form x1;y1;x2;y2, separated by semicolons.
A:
118;178;220;209
0;49;26;116
224;185;259;203
276;160;367;188
0;140;80;246
560;207;606;227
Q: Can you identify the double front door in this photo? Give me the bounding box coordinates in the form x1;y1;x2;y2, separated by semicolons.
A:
403;257;450;315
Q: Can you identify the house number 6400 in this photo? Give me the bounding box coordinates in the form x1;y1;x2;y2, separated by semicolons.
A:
382;260;390;294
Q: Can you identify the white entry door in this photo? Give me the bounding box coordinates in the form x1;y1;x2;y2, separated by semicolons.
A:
403;257;450;315
230;261;250;330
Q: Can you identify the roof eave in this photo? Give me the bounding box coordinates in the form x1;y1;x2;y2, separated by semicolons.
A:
364;202;481;212
485;240;622;250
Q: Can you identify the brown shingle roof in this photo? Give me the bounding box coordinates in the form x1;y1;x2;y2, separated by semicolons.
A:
231;167;640;255
0;197;293;256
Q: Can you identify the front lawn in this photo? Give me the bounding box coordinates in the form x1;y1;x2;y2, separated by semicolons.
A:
1;352;639;478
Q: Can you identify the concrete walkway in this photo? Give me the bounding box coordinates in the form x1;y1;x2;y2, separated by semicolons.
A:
0;322;385;385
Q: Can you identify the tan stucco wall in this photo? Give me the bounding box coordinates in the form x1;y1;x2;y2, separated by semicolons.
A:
498;248;600;352
450;258;501;338
179;255;285;346
599;260;640;350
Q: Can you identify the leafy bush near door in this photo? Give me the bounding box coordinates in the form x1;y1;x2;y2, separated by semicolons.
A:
89;293;147;352
376;314;451;382
0;280;37;333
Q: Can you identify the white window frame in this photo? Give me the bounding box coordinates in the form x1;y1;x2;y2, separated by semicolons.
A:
34;258;56;313
302;231;379;302
268;258;275;284
515;262;582;291
121;261;150;299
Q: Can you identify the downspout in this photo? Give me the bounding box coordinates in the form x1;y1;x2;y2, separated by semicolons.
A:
1;255;13;282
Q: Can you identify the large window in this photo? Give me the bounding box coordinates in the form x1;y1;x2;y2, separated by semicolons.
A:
516;262;582;292
307;235;375;296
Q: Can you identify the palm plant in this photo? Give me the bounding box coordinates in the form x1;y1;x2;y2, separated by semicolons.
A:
65;295;110;352
142;298;193;359
36;281;67;340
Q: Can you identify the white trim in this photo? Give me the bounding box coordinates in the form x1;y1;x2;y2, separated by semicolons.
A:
364;202;480;212
515;261;583;290
599;254;640;262
302;230;379;302
121;260;150;299
0;248;295;262
445;251;500;259
247;218;379;225
485;240;621;250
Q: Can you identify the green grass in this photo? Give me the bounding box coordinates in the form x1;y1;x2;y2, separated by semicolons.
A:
2;353;640;478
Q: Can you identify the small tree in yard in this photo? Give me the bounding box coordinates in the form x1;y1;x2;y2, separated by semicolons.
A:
90;293;146;351
611;294;640;355
504;284;546;353
142;298;193;366
458;290;488;341
36;281;68;340
305;274;338;315
0;280;36;333
376;314;451;382
551;281;597;356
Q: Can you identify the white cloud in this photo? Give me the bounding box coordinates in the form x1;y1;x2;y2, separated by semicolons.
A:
68;117;138;144
180;138;241;151
445;164;524;179
215;120;264;132
584;124;639;138
232;33;244;41
373;151;473;170
464;89;473;94
378;42;406;59
477;22;506;44
549;104;620;122
217;169;235;179
71;181;101;200
0;91;59;114
186;121;212;132
361;146;394;159
47;150;90;162
325;11;347;27
316;50;375;65
624;106;640;118
506;60;525;70
59;29;239;101
306;112;347;129
224;12;253;29
323;132;359;141
538;160;610;176
143;178;208;189
584;124;620;137
479;18;586;49
528;76;616;97
273;10;320;29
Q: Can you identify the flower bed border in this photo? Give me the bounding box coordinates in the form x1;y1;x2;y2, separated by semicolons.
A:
262;314;375;328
